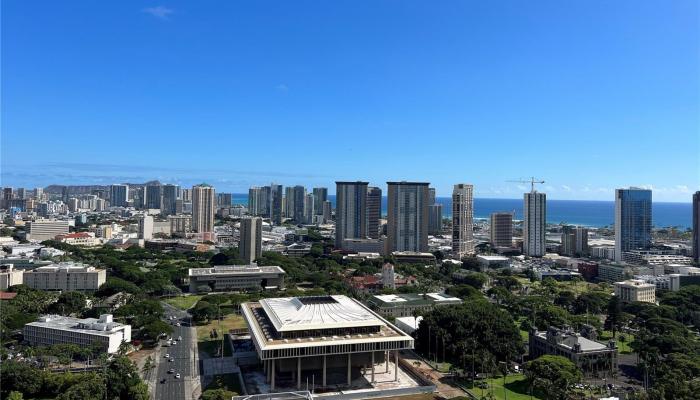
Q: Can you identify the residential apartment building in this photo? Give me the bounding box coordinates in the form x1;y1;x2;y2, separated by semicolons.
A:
490;212;513;248
366;186;382;239
523;191;546;257
161;184;180;215
240;217;263;264
386;182;429;253
144;184;162;209
335;182;369;249
109;184;129;207
312;187;328;216
192;184;216;238
428;204;443;235
168;214;192;234
615;188;652;262
452;183;474;258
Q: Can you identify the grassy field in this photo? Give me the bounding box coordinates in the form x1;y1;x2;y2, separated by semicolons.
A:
599;330;634;354
204;372;244;396
196;314;246;357
465;374;542;400
195;314;247;341
163;295;202;310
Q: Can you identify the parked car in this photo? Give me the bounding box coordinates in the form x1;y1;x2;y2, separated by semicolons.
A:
175;373;181;379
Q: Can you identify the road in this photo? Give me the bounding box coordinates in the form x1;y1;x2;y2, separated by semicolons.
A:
154;304;196;400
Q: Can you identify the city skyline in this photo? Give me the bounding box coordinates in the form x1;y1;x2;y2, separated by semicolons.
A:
2;1;698;201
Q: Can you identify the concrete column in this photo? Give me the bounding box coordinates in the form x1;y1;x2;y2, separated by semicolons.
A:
347;353;352;386
371;351;375;383
271;359;275;390
297;357;301;389
394;350;398;382
385;351;389;373
322;355;327;387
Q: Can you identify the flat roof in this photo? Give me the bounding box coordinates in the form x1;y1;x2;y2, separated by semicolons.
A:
261;295;382;332
371;293;462;308
477;255;510;261
25;315;128;337
189;265;284;277
386;181;429;186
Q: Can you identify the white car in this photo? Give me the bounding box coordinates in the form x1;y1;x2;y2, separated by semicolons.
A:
175;373;181;379
178;336;182;341
164;354;170;358
176;322;181;327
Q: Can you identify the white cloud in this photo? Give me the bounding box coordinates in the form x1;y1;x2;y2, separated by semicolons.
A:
143;6;174;20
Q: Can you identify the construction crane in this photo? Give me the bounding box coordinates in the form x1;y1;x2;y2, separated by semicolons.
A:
507;177;545;192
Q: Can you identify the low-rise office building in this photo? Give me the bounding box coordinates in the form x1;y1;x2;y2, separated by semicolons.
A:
391;251;437;265
241;295;414;390
342;238;385;255
621;250;693;266
614;279;656;303
55;232;101;247
23;314;131;354
597;264;634;282
188;264;285;293
635;274;681;292
23;262;106;291
476;255;511;269
529;327;617;377
367;293;462;318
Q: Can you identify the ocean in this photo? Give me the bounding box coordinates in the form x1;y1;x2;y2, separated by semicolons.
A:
231;194;692;229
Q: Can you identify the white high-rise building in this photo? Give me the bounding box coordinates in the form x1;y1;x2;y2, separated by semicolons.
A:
452;184;474;258
386;181;430;253
138;214;154;240
523;191;546;257
335;182;368;249
239;217;263;264
192;184;216;239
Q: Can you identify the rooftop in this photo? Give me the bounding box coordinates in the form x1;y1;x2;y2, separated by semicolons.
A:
534;329;612;352
25;314;128;336
370;293;462;308
29;262;100;273
189;264;284;276
261;295;382;332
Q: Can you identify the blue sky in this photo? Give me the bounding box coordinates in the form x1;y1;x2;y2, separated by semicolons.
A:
2;1;698;201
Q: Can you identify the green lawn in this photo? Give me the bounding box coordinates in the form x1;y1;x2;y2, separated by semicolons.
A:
204;372;243;396
464;374;542;400
599;331;634;354
163;295;202;310
196;314;246;357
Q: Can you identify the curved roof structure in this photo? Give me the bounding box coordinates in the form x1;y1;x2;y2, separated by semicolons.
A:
260;295;383;332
